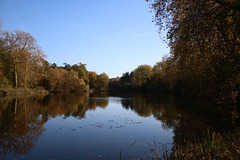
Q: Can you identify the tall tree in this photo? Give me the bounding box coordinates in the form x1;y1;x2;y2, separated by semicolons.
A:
147;0;240;103
0;30;46;88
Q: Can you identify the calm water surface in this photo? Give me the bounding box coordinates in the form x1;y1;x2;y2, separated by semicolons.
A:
0;93;225;160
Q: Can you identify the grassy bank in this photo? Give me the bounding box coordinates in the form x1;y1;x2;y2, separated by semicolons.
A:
0;88;49;96
94;129;240;160
166;129;240;160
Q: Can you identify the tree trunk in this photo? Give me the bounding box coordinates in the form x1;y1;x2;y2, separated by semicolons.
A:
14;98;18;120
24;65;27;88
14;64;18;89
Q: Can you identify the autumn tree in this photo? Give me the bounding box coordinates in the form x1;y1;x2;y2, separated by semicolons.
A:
45;68;61;92
88;71;98;89
0;30;46;88
147;0;240;103
44;67;85;93
72;63;89;84
0;19;99;93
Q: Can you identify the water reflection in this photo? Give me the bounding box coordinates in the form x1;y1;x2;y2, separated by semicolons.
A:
0;96;45;157
0;94;110;158
40;94;108;119
0;93;230;159
115;93;231;146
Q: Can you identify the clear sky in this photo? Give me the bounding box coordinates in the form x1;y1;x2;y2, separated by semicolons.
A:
0;0;169;78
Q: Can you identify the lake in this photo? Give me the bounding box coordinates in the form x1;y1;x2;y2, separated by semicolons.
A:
0;92;228;160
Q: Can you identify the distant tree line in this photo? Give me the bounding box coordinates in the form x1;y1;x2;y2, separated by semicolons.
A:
109;64;153;91
108;62;176;93
0;24;109;93
41;62;109;92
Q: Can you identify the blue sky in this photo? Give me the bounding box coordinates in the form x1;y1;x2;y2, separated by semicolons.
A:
0;0;169;78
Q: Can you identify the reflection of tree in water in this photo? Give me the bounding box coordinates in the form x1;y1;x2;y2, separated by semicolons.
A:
89;92;109;108
119;94;234;147
169;98;233;147
41;94;90;119
0;93;235;157
129;95;153;117
97;99;109;108
0;93;109;157
0;97;45;157
121;94;179;121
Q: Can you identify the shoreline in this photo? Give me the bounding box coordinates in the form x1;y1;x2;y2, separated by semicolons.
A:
0;88;49;96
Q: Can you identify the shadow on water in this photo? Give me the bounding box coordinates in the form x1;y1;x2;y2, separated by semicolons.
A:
0;93;236;159
109;92;235;145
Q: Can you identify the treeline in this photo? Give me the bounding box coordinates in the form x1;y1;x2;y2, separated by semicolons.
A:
108;61;186;93
109;52;239;105
0;27;109;93
40;63;109;92
109;53;238;104
109;0;240;105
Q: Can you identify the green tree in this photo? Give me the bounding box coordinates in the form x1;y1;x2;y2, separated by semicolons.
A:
131;65;152;87
108;77;121;90
63;63;71;71
96;73;109;91
51;63;57;69
120;72;131;85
